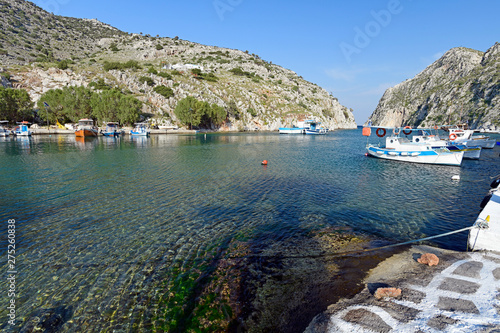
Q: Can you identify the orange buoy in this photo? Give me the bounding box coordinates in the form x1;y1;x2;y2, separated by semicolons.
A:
362;127;371;136
261;160;268;165
449;133;457;140
402;126;412;135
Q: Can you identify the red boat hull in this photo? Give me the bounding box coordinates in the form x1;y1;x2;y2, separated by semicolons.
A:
75;129;98;137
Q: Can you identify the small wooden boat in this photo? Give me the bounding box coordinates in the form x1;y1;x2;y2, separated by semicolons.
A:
75;119;98;137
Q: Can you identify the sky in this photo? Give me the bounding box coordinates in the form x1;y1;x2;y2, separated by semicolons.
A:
31;0;500;124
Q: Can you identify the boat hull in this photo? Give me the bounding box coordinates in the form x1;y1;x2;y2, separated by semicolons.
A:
304;129;327;135
366;146;463;166
75;129;98;137
102;131;120;137
468;189;500;251
279;128;304;134
130;131;149;136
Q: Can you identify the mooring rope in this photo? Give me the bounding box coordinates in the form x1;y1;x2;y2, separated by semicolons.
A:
224;225;477;260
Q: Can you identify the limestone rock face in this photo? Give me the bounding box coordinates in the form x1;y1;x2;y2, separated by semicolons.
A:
0;0;357;130
367;43;500;131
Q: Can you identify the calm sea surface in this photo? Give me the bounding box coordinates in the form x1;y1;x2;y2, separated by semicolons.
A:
0;129;499;331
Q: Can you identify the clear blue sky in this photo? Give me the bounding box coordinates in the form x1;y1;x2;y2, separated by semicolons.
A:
32;0;500;124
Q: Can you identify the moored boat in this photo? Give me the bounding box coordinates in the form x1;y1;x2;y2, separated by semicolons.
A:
303;120;328;135
468;176;500;251
14;121;32;136
75;119;99;137
445;124;496;149
411;130;482;159
364;127;464;166
279;120;307;134
101;122;121;137
130;123;150;136
279;127;304;134
0;120;10;137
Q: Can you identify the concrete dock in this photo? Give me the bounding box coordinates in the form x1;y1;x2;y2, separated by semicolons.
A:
305;244;500;332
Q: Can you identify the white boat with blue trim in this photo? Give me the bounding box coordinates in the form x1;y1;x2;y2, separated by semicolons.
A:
101;122;122;137
364;126;464;166
0;120;10;137
279;120;307;134
445;124;496;149
366;136;464;166
14;121;32;136
130;123;150;136
411;129;481;159
304;120;328;135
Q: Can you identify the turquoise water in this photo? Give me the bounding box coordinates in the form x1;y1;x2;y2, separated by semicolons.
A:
0;130;499;331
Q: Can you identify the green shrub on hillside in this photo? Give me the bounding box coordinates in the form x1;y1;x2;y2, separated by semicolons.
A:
138;76;155;86
157;72;172;80
153;85;174;98
103;60;141;71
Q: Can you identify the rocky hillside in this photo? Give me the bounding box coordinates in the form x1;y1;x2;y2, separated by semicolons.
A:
0;0;356;130
367;43;500;130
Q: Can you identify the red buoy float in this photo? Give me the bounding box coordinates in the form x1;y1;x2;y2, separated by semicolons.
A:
261;160;268;165
402;126;412;135
449;133;457;140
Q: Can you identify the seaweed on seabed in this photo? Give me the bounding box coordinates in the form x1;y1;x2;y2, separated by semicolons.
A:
152;237;248;332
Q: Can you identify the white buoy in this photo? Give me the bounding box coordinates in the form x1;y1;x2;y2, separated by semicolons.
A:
452;175;460;180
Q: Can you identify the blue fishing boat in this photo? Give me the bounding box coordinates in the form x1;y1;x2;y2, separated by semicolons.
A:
14;121;32;136
130;123;150;136
304;120;327;135
101;122;121;137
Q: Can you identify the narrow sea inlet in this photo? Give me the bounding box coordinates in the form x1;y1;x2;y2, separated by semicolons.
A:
0;130;498;332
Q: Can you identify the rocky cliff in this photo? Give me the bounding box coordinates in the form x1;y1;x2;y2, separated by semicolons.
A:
367;43;500;130
0;0;356;130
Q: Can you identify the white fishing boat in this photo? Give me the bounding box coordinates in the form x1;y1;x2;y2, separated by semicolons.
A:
130;123;150;136
468;177;500;251
364;127;464;166
279;127;305;134
0;120;10;137
445;124;496;149
304;120;328;135
14;121;32;136
279;120;307;134
101;122;122;137
411;130;481;159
